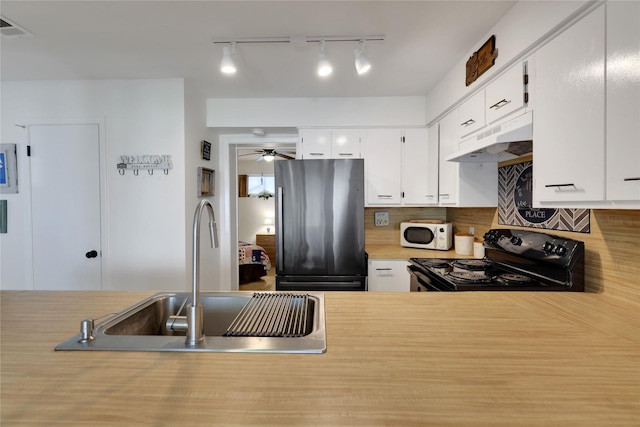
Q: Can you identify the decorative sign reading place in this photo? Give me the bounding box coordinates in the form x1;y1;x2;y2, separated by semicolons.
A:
466;35;498;86
117;154;173;176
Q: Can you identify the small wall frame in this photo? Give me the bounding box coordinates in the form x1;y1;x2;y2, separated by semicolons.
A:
197;167;215;197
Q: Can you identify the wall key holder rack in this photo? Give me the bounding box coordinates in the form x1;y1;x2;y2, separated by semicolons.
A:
117;155;173;176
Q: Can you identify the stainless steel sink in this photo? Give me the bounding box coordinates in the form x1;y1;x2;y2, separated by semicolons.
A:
55;292;326;353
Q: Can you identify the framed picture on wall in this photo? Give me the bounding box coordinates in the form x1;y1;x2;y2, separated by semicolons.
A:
197;167;215;197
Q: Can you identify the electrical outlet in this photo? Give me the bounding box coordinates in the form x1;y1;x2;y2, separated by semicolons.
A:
374;211;389;226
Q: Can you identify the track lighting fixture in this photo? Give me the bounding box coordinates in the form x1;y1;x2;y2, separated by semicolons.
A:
316;41;332;77
354;40;371;75
212;35;384;77
220;42;236;75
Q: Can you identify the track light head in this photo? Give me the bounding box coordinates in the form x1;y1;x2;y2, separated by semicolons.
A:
354;40;371;75
317;41;332;77
220;42;236;75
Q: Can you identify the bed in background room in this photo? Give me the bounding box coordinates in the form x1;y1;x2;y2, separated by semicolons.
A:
238;241;272;283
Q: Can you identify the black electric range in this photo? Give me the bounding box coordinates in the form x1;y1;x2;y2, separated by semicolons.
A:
408;228;585;292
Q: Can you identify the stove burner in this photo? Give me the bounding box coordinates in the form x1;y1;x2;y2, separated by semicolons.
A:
447;271;492;283
452;259;491;271
495;273;533;286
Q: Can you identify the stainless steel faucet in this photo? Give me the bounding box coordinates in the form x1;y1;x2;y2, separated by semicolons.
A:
185;199;219;346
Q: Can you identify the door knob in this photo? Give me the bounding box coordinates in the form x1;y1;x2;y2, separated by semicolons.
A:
85;250;98;259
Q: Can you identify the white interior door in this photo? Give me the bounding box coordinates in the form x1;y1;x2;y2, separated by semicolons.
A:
30;124;102;290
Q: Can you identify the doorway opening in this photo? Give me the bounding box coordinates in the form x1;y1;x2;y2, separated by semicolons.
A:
219;135;297;291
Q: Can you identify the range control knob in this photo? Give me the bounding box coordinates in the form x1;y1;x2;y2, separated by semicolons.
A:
510;236;523;246
555;245;567;256
484;230;498;243
542;242;555;253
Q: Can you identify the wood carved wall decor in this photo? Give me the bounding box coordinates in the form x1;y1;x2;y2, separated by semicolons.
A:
466;35;498;86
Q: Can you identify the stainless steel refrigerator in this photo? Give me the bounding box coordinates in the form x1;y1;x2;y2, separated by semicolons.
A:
275;159;367;291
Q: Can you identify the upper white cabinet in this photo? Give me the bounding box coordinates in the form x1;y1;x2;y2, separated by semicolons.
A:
363;128;438;206
485;61;529;125
458;90;486;138
298;128;362;159
533;3;639;207
606;0;640;202
363;129;403;205
534;5;605;203
402;128;439;206
438;111;497;207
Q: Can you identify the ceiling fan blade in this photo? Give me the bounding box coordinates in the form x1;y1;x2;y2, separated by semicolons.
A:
276;153;296;160
256;156;264;162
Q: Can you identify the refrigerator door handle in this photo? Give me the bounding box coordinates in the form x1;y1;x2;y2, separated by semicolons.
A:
276;186;284;271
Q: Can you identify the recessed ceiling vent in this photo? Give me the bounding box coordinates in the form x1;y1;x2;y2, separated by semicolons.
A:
0;16;32;38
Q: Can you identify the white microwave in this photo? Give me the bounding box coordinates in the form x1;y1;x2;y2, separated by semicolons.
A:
400;222;452;250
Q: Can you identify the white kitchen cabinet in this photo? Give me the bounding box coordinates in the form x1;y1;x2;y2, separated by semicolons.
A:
402;128;439;205
534;5;606;204
331;129;361;159
363;129;403;205
368;259;410;292
485;60;528;125
458;90;486;139
438;110;497;207
298;128;362;159
606;0;640;202
364;128;437;206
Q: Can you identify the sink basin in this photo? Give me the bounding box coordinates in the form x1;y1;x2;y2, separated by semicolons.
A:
55;292;326;353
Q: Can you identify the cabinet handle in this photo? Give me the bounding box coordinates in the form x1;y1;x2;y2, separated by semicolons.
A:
375;268;392;271
439;193;450;199
377;195;393;198
337;153;353;156
309;152;324;156
545;183;577;188
489;99;510;109
460;119;476;127
623;177;640;181
426;195;434;198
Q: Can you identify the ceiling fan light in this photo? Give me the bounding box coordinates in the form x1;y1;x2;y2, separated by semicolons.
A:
220;44;236;75
262;153;275;162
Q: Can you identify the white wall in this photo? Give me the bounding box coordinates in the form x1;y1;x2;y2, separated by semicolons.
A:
184;79;222;291
0;79;186;290
207;96;427;127
424;0;589;124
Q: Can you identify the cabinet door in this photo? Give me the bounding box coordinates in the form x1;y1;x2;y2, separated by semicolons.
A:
534;5;605;203
299;129;331;159
368;260;410;292
438;110;459;205
485;61;527;124
606;1;640;201
332;129;361;158
364;129;402;205
458;90;486;138
402;128;437;205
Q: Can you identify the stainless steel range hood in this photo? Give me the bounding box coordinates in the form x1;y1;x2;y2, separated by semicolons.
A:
446;110;533;162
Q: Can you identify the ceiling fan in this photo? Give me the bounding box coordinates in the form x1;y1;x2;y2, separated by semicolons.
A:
238;149;296;162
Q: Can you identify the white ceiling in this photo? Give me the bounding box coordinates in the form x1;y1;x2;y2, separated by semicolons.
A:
0;1;516;99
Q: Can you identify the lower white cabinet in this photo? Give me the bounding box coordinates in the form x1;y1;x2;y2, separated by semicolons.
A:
368;259;410;292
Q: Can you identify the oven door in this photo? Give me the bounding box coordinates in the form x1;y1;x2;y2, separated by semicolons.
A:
407;266;448;292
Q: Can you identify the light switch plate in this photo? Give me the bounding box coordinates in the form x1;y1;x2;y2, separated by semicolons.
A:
374;211;389;226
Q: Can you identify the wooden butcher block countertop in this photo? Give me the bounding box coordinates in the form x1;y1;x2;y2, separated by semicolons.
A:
1;290;638;426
